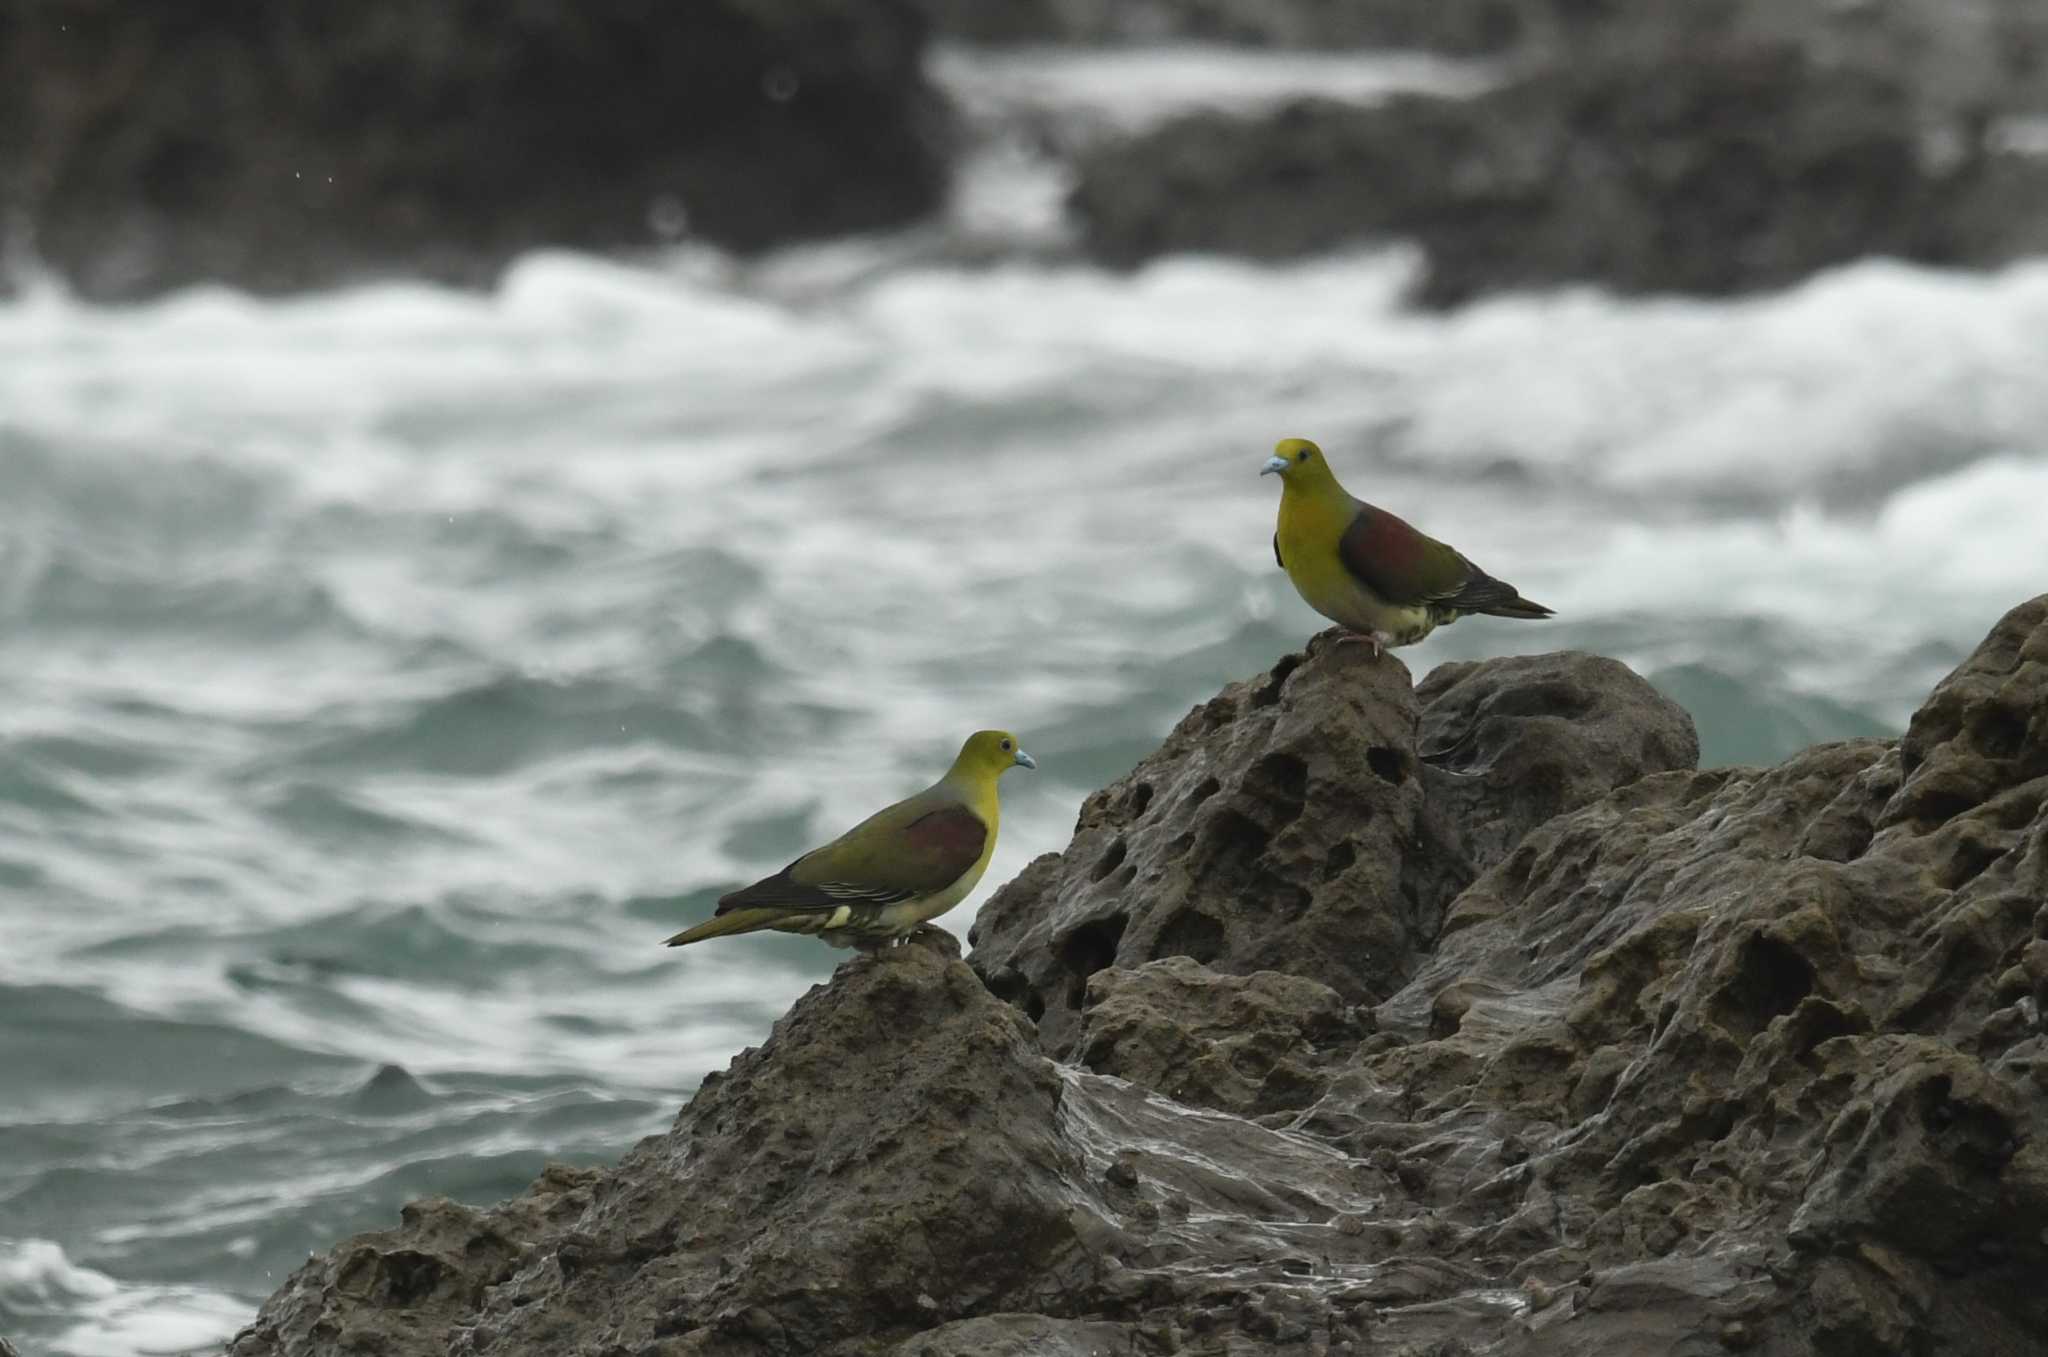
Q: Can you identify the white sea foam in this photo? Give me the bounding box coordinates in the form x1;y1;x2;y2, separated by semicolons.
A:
0;1238;248;1356
927;44;1500;246
3;225;2045;1347
931;43;1500;134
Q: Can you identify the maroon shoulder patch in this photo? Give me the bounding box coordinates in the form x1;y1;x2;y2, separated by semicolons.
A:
904;806;988;865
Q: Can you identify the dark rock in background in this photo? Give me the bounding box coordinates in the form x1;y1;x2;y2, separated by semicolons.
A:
0;0;949;301
912;0;1528;55
1074;39;2048;304
7;0;2045;305
230;595;2048;1355
1066;0;2048;300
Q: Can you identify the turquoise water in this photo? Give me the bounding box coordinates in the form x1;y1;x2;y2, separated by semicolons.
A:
3;179;2047;1352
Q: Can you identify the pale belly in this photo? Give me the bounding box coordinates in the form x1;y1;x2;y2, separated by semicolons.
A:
799;864;986;948
1287;556;1437;646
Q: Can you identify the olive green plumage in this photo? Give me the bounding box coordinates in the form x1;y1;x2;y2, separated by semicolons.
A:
1263;437;1553;654
665;730;1035;950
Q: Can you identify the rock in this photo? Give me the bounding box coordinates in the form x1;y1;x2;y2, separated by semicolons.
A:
1073;40;2048;304
236;595;2048;1356
229;1166;600;1356
0;2;948;301
1070;91;1498;273
1066;0;2048;303
1343;595;2048;1353
1073;956;1366;1116
229;944;1425;1356
231;947;1109;1355
1416;651;1703;884
967;633;1696;1057
888;1315;1146;1356
912;0;1529;54
1527;0;2048;128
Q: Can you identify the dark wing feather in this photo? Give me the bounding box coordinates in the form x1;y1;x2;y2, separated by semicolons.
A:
714;863;879;915
1436;568;1537;614
1273;532;1284;569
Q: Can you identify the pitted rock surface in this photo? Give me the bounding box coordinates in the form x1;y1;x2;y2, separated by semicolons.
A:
968;632;1698;1058
234;597;2048;1356
1073;956;1366;1118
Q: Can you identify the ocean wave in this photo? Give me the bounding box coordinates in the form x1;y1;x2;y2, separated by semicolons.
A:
0;1237;248;1357
3;236;2043;1352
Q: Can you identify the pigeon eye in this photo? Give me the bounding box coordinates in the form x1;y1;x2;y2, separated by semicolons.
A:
1296;449;1309;461
999;738;1012;751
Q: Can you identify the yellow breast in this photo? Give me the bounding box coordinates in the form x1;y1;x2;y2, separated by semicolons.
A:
1275;486;1428;638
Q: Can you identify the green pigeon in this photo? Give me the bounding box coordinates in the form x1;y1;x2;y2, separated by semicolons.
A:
666;730;1035;950
1264;437;1553;654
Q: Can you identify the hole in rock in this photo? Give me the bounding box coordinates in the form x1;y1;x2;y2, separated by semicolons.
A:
1366;746;1407;785
1122;782;1155;820
1155;907;1226;965
1971;706;2026;760
1322;840;1357;882
1915;1074;2017;1173
1202;808;1270;874
1059;914;1129;1010
1090;836;1129;883
1185;775;1222;811
1251;654;1302;708
1717;933;1815;1039
372;1250;446;1307
1245;751;1309;825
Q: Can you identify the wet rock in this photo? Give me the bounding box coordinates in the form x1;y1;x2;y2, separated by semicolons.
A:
968;633;1696;1056
232;948;1107;1355
1416;651;1702;884
351;1062;437;1114
237;595;2048;1356
1074;956;1366;1116
231;945;1420;1356
0;1;947;302
1348;595;2048;1352
888;1315;1145;1355
229;1166;599;1355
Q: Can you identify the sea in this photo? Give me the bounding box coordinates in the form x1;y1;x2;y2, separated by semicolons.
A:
3;44;2045;1355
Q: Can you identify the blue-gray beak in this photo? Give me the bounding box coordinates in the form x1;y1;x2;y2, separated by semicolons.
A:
1261;455;1289;476
1014;748;1037;770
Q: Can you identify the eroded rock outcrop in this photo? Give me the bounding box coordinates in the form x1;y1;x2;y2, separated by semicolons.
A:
968;637;1697;1057
234;597;2048;1356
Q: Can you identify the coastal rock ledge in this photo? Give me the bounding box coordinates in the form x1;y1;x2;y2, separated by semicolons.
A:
232;596;2048;1357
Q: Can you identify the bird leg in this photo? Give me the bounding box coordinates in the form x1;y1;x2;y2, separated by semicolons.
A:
1333;630;1391;659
